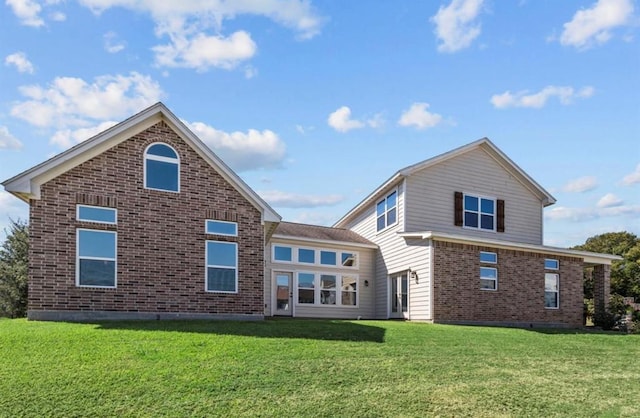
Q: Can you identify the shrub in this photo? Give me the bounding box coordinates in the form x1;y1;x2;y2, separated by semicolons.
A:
593;311;617;330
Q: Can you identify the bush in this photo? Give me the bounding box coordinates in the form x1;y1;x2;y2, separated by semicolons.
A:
593;311;617;330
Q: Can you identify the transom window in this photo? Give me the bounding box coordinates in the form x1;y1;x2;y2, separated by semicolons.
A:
297;272;358;307
545;259;559;270
480;251;497;264
206;241;237;293
376;190;398;232
77;205;117;224
144;143;180;192
545;273;559;309
272;245;358;268
205;220;238;236
77;229;117;288
464;194;495;231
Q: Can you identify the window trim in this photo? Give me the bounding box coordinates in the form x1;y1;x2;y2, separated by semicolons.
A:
480;266;498;291
76;205;117;225
143;142;180;193
271;245;359;269
544;273;560;309
463;193;496;232
480;251;497;264
376;189;398;233
295;271;359;308
76;228;117;289
544;259;559;270
205;219;238;237
205;240;238;294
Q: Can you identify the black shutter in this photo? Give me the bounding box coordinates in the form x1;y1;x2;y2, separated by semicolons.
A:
454;192;463;226
497;199;505;232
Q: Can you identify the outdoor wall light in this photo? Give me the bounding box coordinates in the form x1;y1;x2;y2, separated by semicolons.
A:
410;270;418;283
364;280;369;287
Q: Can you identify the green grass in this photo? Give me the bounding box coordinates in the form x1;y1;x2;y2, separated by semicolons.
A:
0;319;638;417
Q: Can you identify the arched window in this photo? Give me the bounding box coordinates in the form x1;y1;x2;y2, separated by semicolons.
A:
144;143;180;192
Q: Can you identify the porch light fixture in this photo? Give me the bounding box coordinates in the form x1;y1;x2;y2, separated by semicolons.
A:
364;280;369;287
410;270;418;283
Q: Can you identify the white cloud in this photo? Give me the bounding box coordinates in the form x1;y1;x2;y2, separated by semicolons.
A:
5;52;35;74
597;193;623;208
546;204;640;222
153;31;257;71
104;31;126;53
10;72;163;132
291;211;338;226
328;106;364;133
431;0;484;53
622;164;640;185
6;0;44;27
491;85;595;109
77;0;324;71
50;11;66;21
562;176;598;193
50;121;119;148
258;190;344;208
398;102;443;130
186;121;286;172
560;0;634;49
0;126;23;150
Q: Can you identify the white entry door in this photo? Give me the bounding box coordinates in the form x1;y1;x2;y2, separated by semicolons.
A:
274;272;293;316
389;273;409;319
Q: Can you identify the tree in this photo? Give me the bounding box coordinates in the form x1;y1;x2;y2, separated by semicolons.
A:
575;232;640;300
0;219;29;318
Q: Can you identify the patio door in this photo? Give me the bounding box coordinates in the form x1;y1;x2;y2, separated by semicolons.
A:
389;273;409;319
274;272;293;316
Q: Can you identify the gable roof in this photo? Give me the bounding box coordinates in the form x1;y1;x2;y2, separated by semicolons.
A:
272;221;376;248
2;102;281;224
334;138;556;228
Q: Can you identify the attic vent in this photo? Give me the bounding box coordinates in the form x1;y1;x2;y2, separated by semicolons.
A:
75;193;117;208
205;209;238;222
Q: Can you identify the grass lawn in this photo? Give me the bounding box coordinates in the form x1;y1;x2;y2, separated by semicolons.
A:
0;319;638;417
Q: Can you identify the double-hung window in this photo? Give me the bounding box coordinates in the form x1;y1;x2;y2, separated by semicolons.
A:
206;241;237;293
320;274;337;305
464;194;495;231
479;251;497;291
341;276;357;306
77;229;117;287
144;143;180;192
298;273;315;304
376;190;397;231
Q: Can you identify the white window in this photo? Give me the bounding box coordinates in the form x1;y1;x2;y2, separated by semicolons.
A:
273;245;293;262
297;273;315;304
464;194;495;231
341;276;357;306
296;272;358;307
480;267;497;291
480;251;497;264
205;241;237;293
77;205;117;224
545;273;559;309
320;250;337;266
298;248;315;264
341;252;357;268
205;220;237;236
320;274;337;305
376;190;398;232
144;143;180;192
77;229;117;288
545;259;559;270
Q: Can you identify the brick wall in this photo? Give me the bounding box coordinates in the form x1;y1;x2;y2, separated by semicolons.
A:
28;121;265;318
432;241;583;327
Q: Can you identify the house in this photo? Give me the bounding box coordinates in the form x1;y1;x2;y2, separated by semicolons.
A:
3;103;619;327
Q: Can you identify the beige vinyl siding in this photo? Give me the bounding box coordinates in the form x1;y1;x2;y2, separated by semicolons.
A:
405;148;544;245
344;182;431;319
265;238;376;319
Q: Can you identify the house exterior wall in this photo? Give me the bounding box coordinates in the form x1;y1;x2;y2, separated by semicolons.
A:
405;148;544;245
265;238;376;319
431;241;583;327
28;121;265;320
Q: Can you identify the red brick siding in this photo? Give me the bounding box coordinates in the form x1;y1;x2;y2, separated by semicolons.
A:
432;241;583;327
28;121;265;315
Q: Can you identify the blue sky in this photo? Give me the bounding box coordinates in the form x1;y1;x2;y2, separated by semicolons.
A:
1;0;639;247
